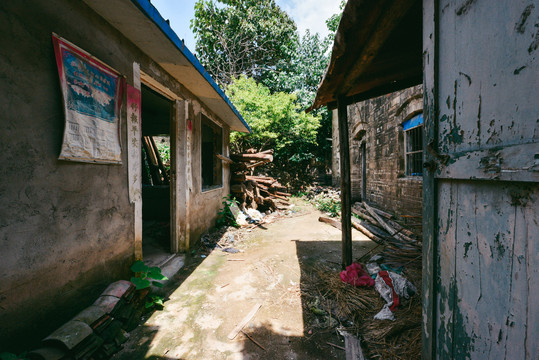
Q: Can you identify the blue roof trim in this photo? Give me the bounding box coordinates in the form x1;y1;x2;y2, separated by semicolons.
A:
130;0;251;133
403;113;423;131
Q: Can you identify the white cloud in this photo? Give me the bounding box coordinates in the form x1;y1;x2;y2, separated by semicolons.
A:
275;0;342;38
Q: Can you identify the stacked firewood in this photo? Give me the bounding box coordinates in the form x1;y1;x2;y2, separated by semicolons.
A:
229;149;290;212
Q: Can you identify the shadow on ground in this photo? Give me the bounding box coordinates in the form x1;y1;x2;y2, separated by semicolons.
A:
113;225;377;360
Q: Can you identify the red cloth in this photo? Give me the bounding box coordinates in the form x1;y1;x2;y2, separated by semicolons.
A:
340;263;375;287
378;270;400;311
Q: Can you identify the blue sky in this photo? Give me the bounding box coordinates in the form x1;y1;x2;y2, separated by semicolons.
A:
151;0;341;53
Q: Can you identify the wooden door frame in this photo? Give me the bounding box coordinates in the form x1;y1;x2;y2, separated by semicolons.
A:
422;0;439;358
137;70;185;254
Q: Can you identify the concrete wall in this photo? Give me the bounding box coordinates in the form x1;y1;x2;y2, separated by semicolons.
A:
187;101;231;246
333;86;423;227
0;0;232;349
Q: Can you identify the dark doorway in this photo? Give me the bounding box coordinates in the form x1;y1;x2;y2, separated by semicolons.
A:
140;84;173;264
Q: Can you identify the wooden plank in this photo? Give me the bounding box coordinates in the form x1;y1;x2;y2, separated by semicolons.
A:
363;202;406;242
227;303;262;340
231;153;273;162
216;154;234;164
422;0;437;358
351;217;383;243
338;96;353;268
435;142;539;183
142;136;162;185
149;136;169;185
246;160;270;169
435;182;457;359
319;216;341;230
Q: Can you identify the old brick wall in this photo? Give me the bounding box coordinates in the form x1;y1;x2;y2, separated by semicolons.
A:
343;85;423;229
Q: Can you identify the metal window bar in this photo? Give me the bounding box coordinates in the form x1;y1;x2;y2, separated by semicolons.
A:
405;125;423;176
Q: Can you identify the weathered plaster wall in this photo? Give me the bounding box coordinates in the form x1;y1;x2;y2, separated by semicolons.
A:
333;86;423;225
188;100;231;246
0;0;231;349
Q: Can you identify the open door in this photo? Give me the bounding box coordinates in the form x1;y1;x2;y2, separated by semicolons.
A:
140;84;174;265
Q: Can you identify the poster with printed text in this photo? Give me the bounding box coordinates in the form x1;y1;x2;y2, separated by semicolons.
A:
53;33;124;164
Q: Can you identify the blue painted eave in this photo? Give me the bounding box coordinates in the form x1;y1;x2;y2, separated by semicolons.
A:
130;0;251;133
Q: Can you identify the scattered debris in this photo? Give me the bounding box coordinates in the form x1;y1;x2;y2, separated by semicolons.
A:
304;196;423;359
326;342;345;351
340;263;375;287
227;303;262;340
373;270;417;321
230;149;291;212
27;280;151;359
241;330;266;351
340;330;366;360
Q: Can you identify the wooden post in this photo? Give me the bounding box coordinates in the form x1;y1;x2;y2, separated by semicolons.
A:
337;96;352;268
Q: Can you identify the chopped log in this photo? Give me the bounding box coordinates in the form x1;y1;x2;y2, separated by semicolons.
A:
246;160;270;169
268;193;289;201
257;183;269;191
246;176;275;181
351;217;383;244
231;162;248;171
263;198;277;211
231;174;246;183
231;153;273;162
275;191;292;197
216;154;234;164
247;178;276;186
319;216;342;230
231;184;244;193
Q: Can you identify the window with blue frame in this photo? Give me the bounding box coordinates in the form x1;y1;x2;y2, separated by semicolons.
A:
403;113;423;176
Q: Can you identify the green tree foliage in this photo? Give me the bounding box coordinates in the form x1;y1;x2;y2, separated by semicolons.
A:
191;0;297;86
263;30;329;108
226;76;320;187
326;0;347;38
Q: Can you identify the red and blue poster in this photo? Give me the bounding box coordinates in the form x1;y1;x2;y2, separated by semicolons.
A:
52;33;124;164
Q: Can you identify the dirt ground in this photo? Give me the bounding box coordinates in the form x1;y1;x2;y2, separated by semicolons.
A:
113;200;378;360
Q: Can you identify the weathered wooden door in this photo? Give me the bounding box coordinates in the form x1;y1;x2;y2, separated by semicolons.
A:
423;0;538;358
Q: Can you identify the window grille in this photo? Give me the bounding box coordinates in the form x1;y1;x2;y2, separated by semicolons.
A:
201;115;223;190
403;114;423;176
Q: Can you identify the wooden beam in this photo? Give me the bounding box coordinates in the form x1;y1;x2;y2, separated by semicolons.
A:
149;136;169;185
337;96;352;268
341;0;419;95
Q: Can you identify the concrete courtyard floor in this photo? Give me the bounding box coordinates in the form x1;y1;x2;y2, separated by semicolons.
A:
113;200;376;360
